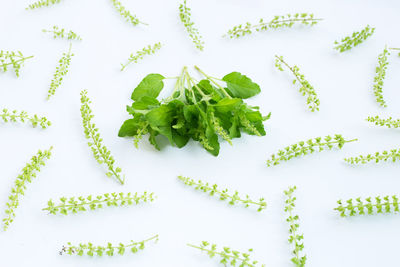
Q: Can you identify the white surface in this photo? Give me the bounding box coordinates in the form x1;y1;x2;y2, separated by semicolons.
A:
1;0;400;266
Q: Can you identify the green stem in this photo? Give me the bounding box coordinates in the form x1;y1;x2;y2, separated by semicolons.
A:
0;55;34;68
194;65;232;99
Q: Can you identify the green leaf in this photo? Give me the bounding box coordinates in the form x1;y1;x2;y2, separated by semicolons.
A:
222;72;261;99
131;74;165;101
118;119;140;137
145;105;173;144
172;129;190;148
131;96;160;110
214;98;242;113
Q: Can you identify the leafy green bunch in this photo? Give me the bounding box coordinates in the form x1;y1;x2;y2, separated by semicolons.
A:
43;192;155;215
178;176;267;211
187;241;265;267
121;42;162;71
47;44;74;100
266;135;357;167
224;13;322;39
366;115;400;128
110;0;147;26
61;235;158;256
334;25;375;52
3;147;53;231
275;55;320;112
373;46;390;107
26;0;62;10
335;196;399;217
118;66;269;156
80;90;125;184
179;0;204;50
344;148;400;164
284;186;306;267
1;108;51;128
42;26;82;41
0;50;34;77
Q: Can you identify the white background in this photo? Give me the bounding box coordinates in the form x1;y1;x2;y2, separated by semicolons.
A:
1;0;400;266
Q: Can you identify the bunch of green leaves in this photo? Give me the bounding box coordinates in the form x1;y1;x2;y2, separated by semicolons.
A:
110;0;147;26
178;176;266;212
47;44;74;100
0;50;33;77
118;66;270;156
266;135;357;167
43;192;155;215
26;0;62;10
3;147;52;231
334;25;375;52
42;26;82;41
344;148;400;164
390;48;400;56
367;115;400;128
121;42;162;71
335;196;399;217
275;55;320;112
187;241;265;267
224;13;322;39
179;0;204;50
81;90;125;184
373;46;390;107
61;235;158;256
284;186;306;267
1;108;51;128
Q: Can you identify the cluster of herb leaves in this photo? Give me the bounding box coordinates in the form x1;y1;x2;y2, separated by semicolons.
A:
118;66;270;156
43;192;155;215
334;25;375;52
42;25;82;41
266;135;357;167
284;186;306;267
121;42;162;71
47;43;74;100
275;55;320;112
178;176;267;211
110;0;147;26
0;108;51;128
224;13;322;39
187;241;265;267
367;115;400;129
61;235;158;256
0;50;34;77
335;196;399;217
344;148;400;164
3;147;53;231
80;90;125;184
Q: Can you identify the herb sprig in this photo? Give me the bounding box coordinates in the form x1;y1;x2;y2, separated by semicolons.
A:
373;46;390;107
61;235;159;256
187;241;265;267
121;42;162;71
110;0;147;26
335;196;399;217
178;176;266;211
224;13;322;39
179;0;204;50
367;115;400;129
81;90;125;184
275;55;320;112
0;50;33;77
284;186;306;267
26;0;62;10
2;147;53;231
266;135;357;167
1;109;51;128
118;66;270;156
43;192;155;215
47;44;74;100
344;148;400;164
42;26;82;41
334;25;375;52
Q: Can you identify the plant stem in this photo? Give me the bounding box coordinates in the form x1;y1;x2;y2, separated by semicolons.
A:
194;65;232;99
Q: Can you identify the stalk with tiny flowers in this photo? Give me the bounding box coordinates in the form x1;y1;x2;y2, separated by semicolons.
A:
333;25;375;52
1;108;51;128
0;50;33;77
335;195;400;217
